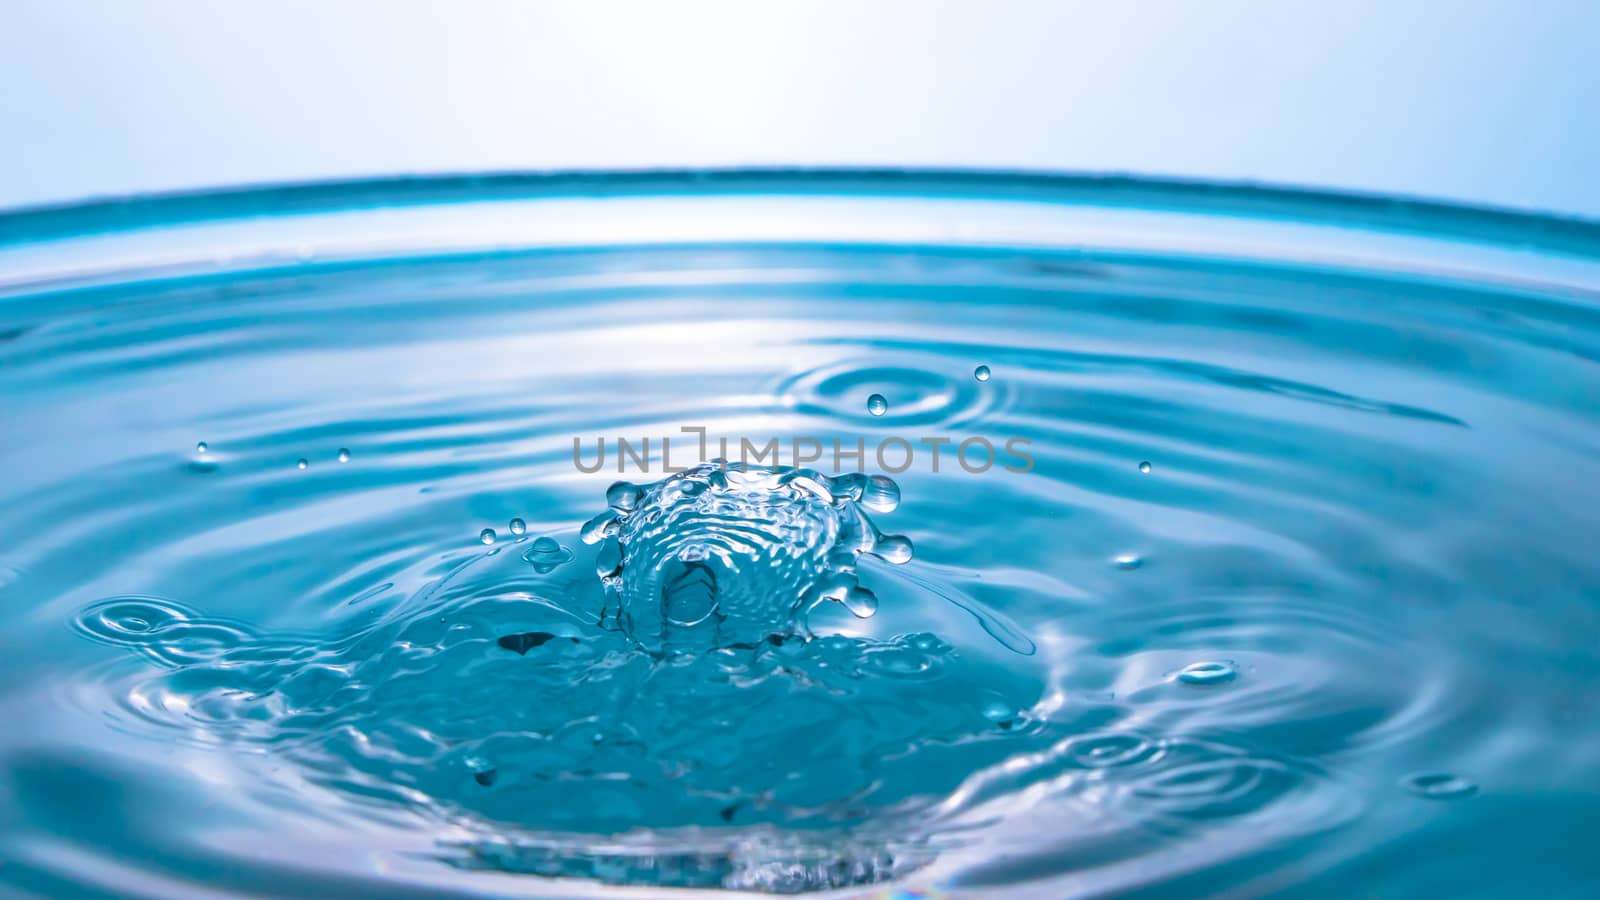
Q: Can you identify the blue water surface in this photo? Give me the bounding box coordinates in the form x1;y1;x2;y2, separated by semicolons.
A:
1;172;1598;897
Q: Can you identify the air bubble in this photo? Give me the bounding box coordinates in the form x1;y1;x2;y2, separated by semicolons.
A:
974;365;991;382
508;518;526;536
1177;660;1236;685
1113;553;1142;570
867;393;888;416
479;528;496;545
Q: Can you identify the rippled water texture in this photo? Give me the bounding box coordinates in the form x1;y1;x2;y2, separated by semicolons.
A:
2;172;1599;897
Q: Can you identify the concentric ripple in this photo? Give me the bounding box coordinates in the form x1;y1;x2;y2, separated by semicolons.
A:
2;172;1599;897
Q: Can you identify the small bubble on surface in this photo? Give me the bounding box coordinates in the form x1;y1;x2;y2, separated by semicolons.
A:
1113;553;1142;570
974;365;991;382
981;698;1014;722
1177;661;1236;685
337;448;351;463
479;528;496;545
1403;772;1478;799
522;536;573;573
466;755;497;787
867;393;888;416
508;517;526;536
1139;461;1152;474
195;442;208;454
296;458;309;470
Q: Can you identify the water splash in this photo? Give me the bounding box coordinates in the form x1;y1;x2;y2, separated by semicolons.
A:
17;173;1600;897
581;463;911;654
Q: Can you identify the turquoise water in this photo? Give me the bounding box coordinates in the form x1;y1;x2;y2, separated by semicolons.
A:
2;172;1599;897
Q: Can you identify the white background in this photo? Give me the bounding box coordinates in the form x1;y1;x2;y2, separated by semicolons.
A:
2;0;1595;216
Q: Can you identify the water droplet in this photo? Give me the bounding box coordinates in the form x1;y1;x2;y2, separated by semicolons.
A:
337;448;351;463
841;586;879;618
867;393;888;416
296;458;309;470
861;474;900;512
606;481;643;513
873;534;914;564
479;528;496;545
974;365;991;382
1139;461;1152;474
508;517;526;536
521;536;573;573
1177;660;1236;685
1113;553;1142;570
1403;772;1477;799
195;442;208;454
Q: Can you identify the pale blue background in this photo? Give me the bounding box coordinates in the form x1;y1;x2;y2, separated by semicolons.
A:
1;0;1595;216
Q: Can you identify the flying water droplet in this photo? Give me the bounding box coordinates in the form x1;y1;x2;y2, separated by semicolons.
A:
479;528;496;545
860;474;900;513
337;448;351;463
195;442;208;454
1177;660;1236;685
974;365;991;382
508;517;526;536
1139;460;1152;474
1113;553;1142;570
867;393;888;416
1403;772;1477;799
296;458;309;470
